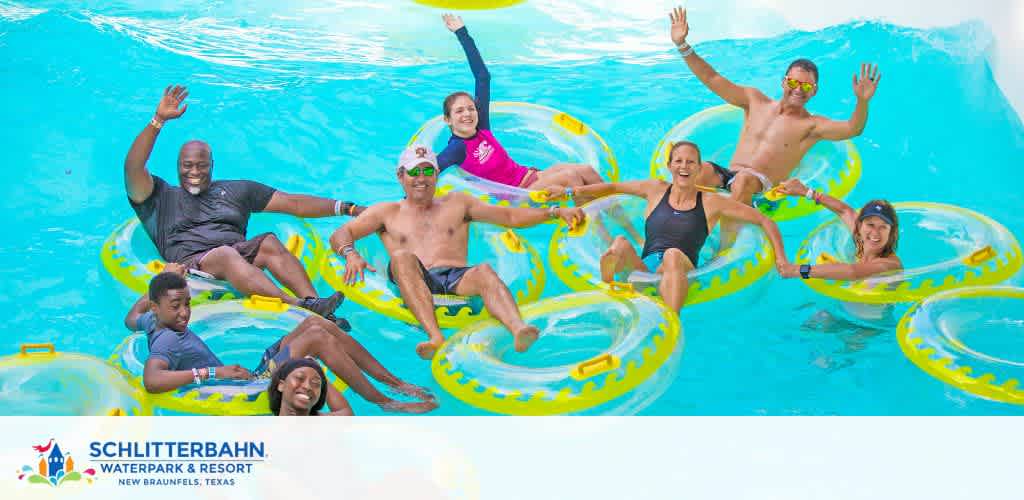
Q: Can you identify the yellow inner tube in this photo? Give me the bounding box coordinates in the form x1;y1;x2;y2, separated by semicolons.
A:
432;287;682;415
897;286;1024;405
549;194;774;306
650;104;861;221
0;343;149;416
408;101;619;208
413;0;526;10
796;202;1022;304
321;225;546;328
110;297;347;416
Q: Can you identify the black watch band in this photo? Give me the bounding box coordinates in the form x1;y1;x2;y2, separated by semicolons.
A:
799;264;812;279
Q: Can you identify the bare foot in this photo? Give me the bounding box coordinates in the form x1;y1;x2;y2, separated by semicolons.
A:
393;382;436;402
513;325;540;353
415;338;444;360
379;399;439;414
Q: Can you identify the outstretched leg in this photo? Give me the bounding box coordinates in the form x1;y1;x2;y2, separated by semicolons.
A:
280;317;437;414
315;316;435;401
252;234;318;299
452;264;539;353
389;250;446;360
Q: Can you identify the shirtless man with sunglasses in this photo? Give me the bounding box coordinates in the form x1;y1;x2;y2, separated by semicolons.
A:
329;144;586;360
669;7;881;206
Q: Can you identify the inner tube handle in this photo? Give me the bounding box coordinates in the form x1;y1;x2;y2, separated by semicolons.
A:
20;343;56;356
964;246;996;266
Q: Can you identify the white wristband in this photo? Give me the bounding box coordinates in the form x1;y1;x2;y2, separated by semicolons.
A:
805;189;816;200
334;199;342;216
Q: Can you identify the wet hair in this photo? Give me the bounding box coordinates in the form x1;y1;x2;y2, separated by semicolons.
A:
786;58;819;84
268;357;329;416
148;272;188;303
667;140;702;165
442;91;474;118
854;199;899;259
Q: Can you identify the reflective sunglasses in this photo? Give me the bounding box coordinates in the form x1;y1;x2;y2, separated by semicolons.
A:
784;77;816;93
404;166;436;177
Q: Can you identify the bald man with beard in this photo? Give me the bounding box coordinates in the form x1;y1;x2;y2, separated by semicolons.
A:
123;85;359;328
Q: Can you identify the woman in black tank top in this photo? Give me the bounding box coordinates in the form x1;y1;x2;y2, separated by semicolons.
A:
542;141;790;313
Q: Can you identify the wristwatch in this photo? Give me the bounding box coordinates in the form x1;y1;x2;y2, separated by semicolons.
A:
799;264;812;279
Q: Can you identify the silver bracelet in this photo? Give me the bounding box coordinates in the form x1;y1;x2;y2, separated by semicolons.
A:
548;206;559;219
341;245;356;257
677;43;694;57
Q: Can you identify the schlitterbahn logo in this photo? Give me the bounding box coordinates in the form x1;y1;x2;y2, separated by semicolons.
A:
17;439;97;487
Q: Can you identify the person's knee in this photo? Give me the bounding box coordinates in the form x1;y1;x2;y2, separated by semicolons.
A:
257;233;286;257
661;248;691;273
300;323;332;345
302;314;335;332
202;245;245;270
474;263;498;279
606;236;631;254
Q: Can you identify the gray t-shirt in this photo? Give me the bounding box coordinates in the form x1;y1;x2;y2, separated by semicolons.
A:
129;175;277;263
136;311;223;371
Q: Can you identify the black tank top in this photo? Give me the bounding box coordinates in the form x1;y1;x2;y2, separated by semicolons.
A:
640;187;709;266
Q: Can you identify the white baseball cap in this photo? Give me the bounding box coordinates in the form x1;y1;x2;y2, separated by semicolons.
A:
398;144;439;171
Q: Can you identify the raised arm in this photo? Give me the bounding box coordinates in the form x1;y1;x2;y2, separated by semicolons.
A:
669;7;757;108
124;294;151;331
812;63;880;141
445;14;491;129
263;192;365;218
708;195;790;269
463;193;585;229
777;179;857;231
125;85;189;203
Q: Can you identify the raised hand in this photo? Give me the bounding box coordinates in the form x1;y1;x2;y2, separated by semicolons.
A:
852;63;881;101
155;85;189;122
669;6;689;46
443;13;465;33
162;262;188;276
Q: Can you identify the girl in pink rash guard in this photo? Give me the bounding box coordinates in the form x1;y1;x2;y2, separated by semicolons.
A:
438;14;605;200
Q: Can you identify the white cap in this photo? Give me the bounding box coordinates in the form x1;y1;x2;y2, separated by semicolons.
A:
398;144;439;171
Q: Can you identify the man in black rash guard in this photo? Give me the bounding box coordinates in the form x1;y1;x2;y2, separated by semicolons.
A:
124;85;363;327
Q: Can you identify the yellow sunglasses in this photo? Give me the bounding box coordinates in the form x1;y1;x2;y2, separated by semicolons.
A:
784;77;816;93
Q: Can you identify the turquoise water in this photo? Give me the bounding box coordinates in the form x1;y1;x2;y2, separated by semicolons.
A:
2;2;1023;415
